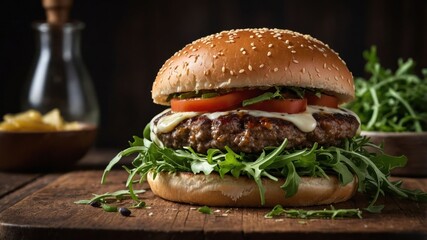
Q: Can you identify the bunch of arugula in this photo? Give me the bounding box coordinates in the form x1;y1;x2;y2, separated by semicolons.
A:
101;125;427;214
345;46;427;132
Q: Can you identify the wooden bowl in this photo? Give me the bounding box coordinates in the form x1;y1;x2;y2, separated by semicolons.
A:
361;131;427;177
0;124;97;171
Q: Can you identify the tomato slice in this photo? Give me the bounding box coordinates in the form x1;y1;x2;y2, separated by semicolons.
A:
171;90;261;112
244;98;307;113
305;93;338;108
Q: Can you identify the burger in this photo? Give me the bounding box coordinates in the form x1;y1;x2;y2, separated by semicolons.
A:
103;28;419;210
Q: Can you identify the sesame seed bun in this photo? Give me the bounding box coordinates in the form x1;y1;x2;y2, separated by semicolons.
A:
152;28;354;105
147;171;358;207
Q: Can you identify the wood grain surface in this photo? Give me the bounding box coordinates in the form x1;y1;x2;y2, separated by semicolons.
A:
0;170;426;240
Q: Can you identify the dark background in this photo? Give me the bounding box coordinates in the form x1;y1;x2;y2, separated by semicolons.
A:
1;0;426;149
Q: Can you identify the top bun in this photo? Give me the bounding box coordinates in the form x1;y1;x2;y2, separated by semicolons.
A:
152;28;354;105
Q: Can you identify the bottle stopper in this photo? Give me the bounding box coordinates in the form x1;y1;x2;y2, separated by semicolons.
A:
42;0;73;25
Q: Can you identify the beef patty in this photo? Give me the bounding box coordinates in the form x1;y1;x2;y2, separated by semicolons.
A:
153;110;359;153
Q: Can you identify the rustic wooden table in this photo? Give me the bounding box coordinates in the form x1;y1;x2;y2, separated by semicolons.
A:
0;150;426;240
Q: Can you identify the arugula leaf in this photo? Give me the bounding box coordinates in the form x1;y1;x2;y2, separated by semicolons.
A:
167;90;220;101
102;204;118;212
280;162;301;197
198;206;212;214
242;87;283;106
143;123;151;140
264;204;285;218
201;92;219;98
265;204;362;219
242;139;287;205
74;189;146;205
191;159;216;175
345;46;427;132
217;147;244;178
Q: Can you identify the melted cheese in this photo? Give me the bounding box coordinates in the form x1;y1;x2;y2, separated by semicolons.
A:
151;106;359;137
156;111;199;133
224;110;317;133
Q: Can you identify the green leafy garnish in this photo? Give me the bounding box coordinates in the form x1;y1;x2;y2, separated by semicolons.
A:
102;204;118;212
345;46;427;132
201;92;219;98
265;205;362;219
167;90;219;101
131;201;146;209
74;189;146;212
242;87;283;106
242;86;308;107
101;132;427;213
198;206;212;214
74;189;146;205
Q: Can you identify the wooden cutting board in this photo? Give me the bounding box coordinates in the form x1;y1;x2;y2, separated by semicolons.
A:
0;170;426;240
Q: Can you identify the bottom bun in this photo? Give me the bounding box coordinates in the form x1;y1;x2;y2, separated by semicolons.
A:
147;171;358;207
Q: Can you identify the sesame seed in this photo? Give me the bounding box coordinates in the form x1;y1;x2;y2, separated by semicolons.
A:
239;69;245;73
259;64;265;68
328;67;332;71
267;51;272;57
250;42;255;46
315;67;320;73
248;65;253;71
222;66;226;73
240;48;245;52
287;45;293;49
332;64;339;70
268;44;273;48
291;50;296;54
274;67;279;72
285;40;289;44
210;44;215;48
230;70;235;75
252;46;256;50
292;59;299;64
301;44;304;47
334;76;339;81
213;55;218;59
250;35;254;38
323;63;327;69
323;53;328;58
242;51;247;55
302;68;306;73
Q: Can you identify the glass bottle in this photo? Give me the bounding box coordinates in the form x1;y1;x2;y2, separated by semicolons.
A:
22;22;99;126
